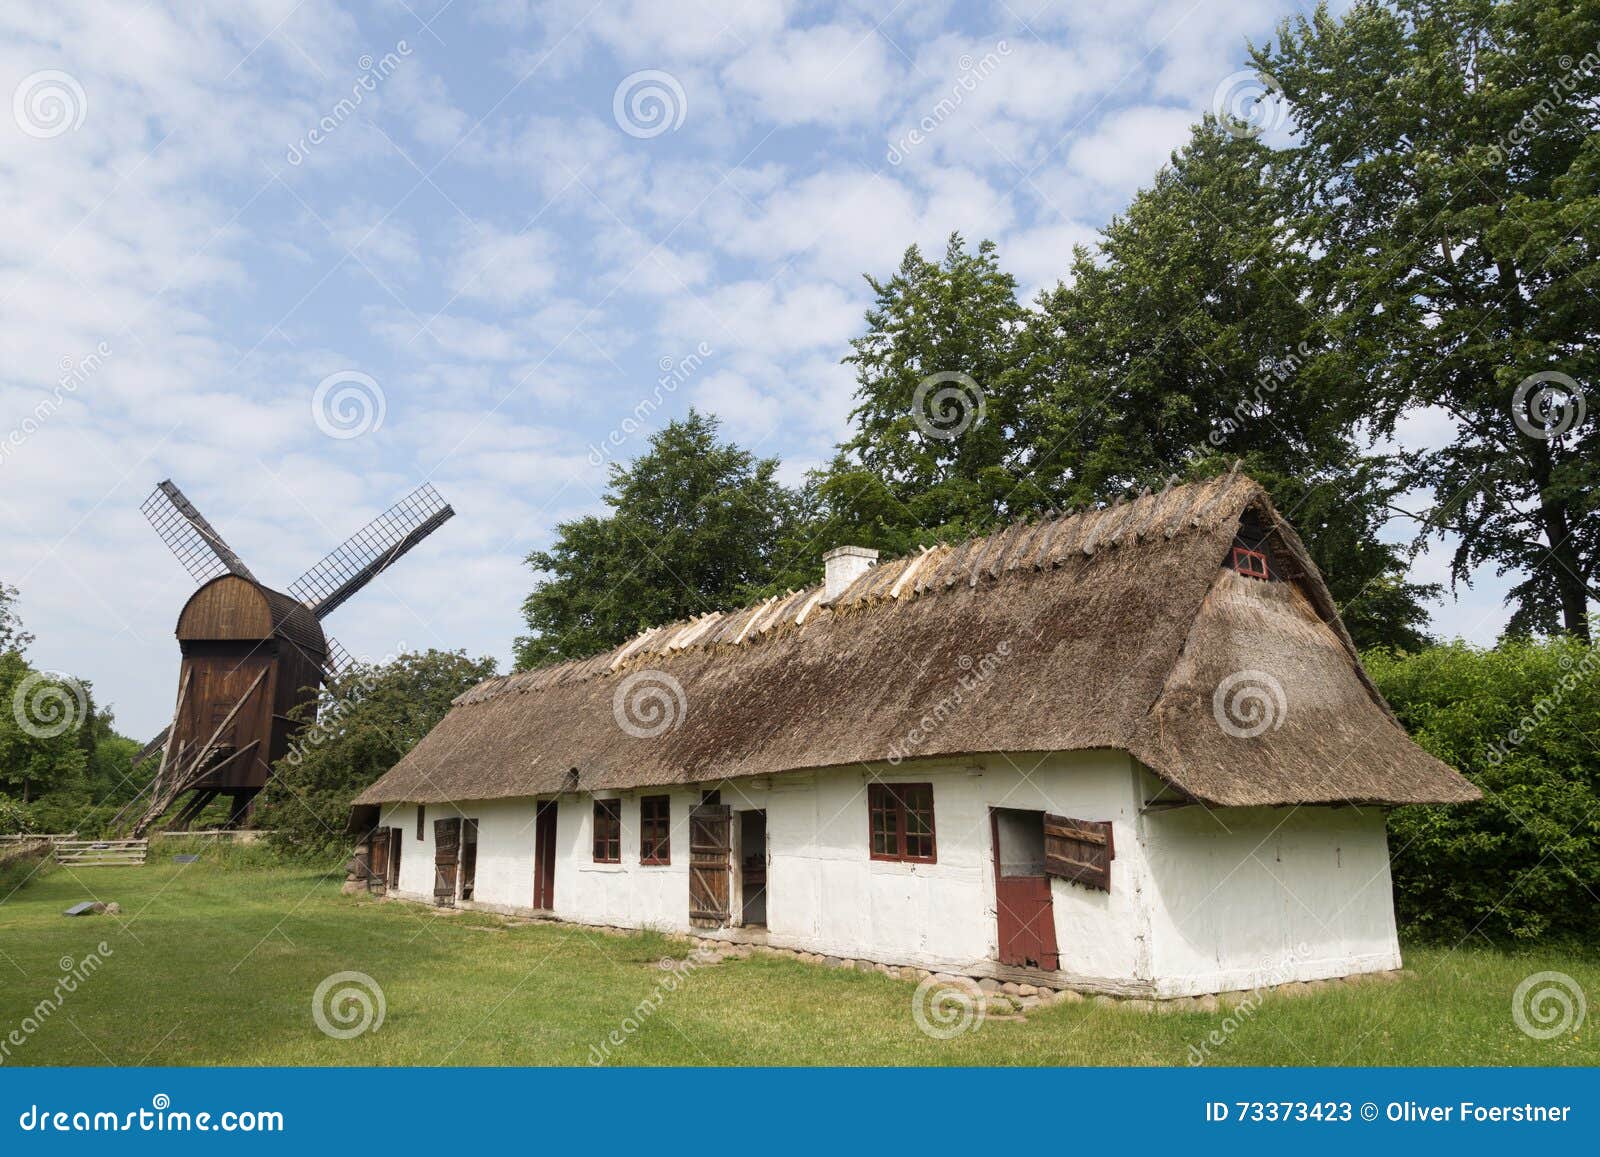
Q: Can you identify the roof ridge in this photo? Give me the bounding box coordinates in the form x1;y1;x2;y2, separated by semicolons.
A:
459;472;1263;707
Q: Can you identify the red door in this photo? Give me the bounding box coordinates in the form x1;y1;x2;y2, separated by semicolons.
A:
991;809;1060;970
532;801;558;910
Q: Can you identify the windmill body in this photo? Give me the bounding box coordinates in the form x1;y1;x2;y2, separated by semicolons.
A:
163;576;328;826
127;481;454;834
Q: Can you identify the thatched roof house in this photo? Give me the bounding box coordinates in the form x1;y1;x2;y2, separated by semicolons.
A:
354;471;1477;999
359;471;1472;810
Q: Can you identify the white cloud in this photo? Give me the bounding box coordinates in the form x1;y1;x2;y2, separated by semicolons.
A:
446;224;559;307
722;23;903;127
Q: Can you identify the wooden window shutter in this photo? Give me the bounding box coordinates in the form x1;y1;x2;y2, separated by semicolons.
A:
1042;815;1114;892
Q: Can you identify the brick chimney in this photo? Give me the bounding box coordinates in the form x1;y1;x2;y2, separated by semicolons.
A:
822;545;878;602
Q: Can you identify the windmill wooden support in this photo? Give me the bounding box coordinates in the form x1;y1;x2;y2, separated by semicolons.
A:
128;480;455;834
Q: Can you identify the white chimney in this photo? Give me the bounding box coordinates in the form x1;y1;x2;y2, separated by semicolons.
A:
822;545;878;602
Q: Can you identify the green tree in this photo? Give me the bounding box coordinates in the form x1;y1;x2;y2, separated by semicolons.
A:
515;410;800;667
817;234;1039;551
1259;0;1600;638
0;652;89;804
258;649;497;859
1009;122;1435;648
0;581;33;655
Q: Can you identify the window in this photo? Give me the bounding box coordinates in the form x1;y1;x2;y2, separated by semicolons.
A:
416;805;425;841
1231;545;1269;580
593;799;621;863
640;795;671;865
869;783;936;863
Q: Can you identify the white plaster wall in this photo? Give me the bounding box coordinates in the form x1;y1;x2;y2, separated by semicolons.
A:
374;755;1403;995
1141;800;1402;997
380;752;1150;985
378;802;432;899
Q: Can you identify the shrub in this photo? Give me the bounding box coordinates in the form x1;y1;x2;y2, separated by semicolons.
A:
256;649;495;860
0;794;32;835
1366;636;1600;943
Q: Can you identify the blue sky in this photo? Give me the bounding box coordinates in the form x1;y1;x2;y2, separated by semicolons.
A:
0;0;1517;739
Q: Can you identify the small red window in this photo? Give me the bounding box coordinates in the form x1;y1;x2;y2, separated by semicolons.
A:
1232;546;1269;580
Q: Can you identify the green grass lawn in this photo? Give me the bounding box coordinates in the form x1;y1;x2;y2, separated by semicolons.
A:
0;854;1594;1066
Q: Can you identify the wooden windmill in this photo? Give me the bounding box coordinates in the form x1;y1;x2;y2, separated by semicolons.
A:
124;480;454;835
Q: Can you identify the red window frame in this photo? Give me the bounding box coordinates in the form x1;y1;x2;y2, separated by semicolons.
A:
592;799;621;864
640;795;671;865
1231;545;1269;580
868;783;937;864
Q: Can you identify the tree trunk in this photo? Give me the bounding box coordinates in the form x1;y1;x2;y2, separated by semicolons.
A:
1533;450;1591;641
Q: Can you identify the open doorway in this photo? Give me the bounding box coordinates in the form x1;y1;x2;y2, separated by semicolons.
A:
990;808;1059;970
533;801;557;911
739;810;767;927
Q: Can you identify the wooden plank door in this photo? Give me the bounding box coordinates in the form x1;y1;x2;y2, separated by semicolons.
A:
532;801;557;910
689;804;732;927
387;827;402;888
991;810;1060;970
367;828;389;893
433;817;461;907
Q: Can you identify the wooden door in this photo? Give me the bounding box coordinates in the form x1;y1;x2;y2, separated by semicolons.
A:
689;804;732;927
991;810;1059;970
388;828;402;888
532;801;557;910
433;817;461;906
367;828;389;893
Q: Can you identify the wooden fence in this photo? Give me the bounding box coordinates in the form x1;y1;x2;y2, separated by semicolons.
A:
51;839;149;867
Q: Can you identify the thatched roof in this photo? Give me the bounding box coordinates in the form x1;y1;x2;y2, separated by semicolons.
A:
356;472;1477;809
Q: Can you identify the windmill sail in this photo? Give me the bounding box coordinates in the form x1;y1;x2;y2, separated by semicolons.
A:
141;480;258;584
288;484;454;619
322;636;356;685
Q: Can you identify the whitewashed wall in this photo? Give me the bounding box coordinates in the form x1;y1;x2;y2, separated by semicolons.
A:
1139;796;1402;997
376;751;1404;995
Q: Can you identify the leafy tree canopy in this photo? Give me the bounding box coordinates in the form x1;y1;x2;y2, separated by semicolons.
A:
258;649;497;859
515;410;800;668
1258;0;1600;637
